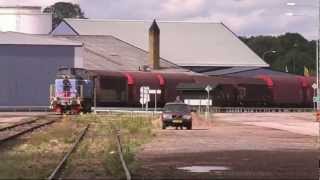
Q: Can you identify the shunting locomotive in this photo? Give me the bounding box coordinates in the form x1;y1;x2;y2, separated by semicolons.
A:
49;68;93;114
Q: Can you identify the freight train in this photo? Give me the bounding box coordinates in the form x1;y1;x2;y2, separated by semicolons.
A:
49;68;315;114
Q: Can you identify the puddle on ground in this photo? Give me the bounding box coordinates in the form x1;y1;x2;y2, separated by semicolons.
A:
177;166;231;173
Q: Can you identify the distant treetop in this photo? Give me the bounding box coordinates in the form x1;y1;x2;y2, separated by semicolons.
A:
240;33;315;76
43;2;86;29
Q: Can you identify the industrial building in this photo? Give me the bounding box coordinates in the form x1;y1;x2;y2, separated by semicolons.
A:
61;35;190;73
0;6;52;34
0;17;274;107
0;32;82;106
52;19;269;72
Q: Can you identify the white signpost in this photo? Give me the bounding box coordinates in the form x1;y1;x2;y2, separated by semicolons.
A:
149;89;161;94
140;87;162;111
205;85;213;120
312;83;318;112
312;83;317;90
184;99;212;106
149;89;162;112
140;86;150;111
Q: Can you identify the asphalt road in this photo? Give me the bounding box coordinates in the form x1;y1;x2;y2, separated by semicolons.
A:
135;113;318;180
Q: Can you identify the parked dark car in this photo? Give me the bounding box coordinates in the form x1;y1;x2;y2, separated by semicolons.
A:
161;102;192;130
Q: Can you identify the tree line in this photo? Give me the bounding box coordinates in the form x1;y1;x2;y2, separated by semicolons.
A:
43;2;86;29
240;33;316;76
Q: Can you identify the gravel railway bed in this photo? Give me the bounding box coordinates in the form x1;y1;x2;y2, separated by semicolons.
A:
48;124;89;180
0;116;59;145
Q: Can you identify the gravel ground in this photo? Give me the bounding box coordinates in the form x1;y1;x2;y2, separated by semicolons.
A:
0;112;50;117
135;113;318;180
213;113;319;136
0;112;50;129
0;117;31;128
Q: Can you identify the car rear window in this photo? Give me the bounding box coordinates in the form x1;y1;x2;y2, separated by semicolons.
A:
164;104;190;113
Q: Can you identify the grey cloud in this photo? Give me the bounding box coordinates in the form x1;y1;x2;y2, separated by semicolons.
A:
0;0;316;39
79;0;317;39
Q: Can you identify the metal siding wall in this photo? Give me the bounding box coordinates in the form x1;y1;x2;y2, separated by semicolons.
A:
0;45;75;106
74;46;84;68
51;21;78;35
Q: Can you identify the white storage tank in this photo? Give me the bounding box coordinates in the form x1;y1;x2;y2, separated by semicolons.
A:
0;6;52;34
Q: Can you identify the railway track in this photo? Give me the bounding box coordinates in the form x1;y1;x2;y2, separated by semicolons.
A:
48;124;89;180
0;117;58;145
47;124;131;180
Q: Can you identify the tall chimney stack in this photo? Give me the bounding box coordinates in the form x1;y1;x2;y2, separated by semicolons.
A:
149;20;160;70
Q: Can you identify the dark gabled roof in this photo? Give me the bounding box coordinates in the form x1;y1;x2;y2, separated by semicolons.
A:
61;35;193;73
53;19;269;67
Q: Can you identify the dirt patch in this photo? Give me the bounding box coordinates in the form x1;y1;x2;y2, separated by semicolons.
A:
191;113;214;129
0;117;35;128
135;114;317;180
136;150;317;180
212;113;319;136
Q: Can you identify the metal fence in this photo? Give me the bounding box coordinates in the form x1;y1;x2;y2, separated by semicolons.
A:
93;107;163;115
194;106;314;113
0;106;314;114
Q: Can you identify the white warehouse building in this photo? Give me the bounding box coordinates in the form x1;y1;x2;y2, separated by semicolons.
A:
0;6;52;34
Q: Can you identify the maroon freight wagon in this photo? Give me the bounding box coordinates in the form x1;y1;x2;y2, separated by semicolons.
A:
90;70;128;107
297;76;314;107
192;75;238;106
157;72;195;104
257;75;307;107
122;71;163;106
231;76;271;107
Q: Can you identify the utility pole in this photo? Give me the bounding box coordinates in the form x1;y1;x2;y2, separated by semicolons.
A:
93;77;97;114
317;0;320;112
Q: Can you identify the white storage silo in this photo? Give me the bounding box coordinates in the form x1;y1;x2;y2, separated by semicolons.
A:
0;6;52;34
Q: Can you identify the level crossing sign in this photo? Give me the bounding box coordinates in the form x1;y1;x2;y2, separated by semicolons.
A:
313;96;320;103
205;85;212;93
312;83;317;90
140;86;150;105
149;89;161;94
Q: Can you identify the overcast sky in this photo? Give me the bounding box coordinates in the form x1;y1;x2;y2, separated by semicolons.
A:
0;0;317;39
